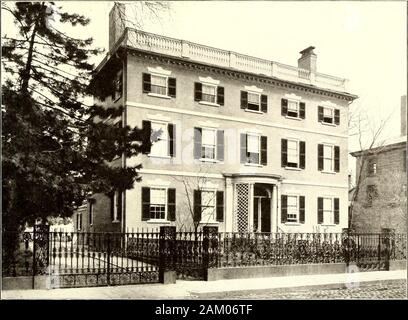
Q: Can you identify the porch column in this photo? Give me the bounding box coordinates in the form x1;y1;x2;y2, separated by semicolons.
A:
225;177;234;232
248;183;254;232
271;184;277;233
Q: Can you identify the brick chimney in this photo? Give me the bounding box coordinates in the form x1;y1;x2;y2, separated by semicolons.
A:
109;3;126;51
298;46;317;73
401;95;407;136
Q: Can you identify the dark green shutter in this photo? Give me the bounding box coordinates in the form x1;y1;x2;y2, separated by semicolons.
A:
167;188;176;221
281;99;288;116
261;136;267;166
334;146;340;172
216;191;224;222
261;94;268;113
217;86;224;106
194;82;202;101
142;120;152;154
217;130;224;161
334;109;340;125
299;102;306;119
194;127;202;159
240;133;247;163
281;195;287;223
240;91;248;109
193;190;202;222
318;144;324;171
142;73;151;93
168;123;175;157
317;197;323;224
299;196;305;224
281;139;288;167
318;106;324;122
334;198;340;224
299;141;306;169
168;77;176;97
141;187;150;221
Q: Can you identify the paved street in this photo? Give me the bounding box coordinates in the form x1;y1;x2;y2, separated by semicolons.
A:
207;280;407;300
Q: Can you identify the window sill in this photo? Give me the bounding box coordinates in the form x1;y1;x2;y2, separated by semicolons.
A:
200;158;221;163
285;166;302;171
244;163;263;167
244;109;263;114
285;115;302;121
148;154;172;159
199;101;220;107
320;121;337;127
112;220;120;224
321;224;337;227
199;221;219;225
147;93;172;99
321;170;336;175
285;222;302;226
147;220;171;224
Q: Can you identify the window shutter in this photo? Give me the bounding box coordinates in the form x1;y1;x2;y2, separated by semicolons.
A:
168;123;175;157
334;198;340;224
317;197;323;224
261;94;268;113
109;192;114;221
216;130;224;161
299;196;305;224
240;91;248;109
117;190;122;221
194;127;202;160
318;106;324;122
217;86;224;106
281;139;288;167
142;73;151;93
141;187;150;221
240;133;247;163
142;120;152;154
299;141;306;169
299;102;306;119
281;195;287;223
334;109;340;125
168;77;176;98
167;188;176;221
281;98;288;116
318;144;324;171
334;146;340;172
194;82;202;101
216;191;224;222
89;202;93;225
193;190;202;222
260;136;267;166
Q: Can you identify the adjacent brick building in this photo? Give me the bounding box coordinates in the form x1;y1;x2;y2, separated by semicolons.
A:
350;96;407;233
75;5;357;233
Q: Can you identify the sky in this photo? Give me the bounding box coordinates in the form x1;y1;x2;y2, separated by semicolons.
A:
2;1;407;175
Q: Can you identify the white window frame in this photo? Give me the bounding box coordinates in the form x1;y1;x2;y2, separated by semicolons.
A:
246;91;261;112
200;189;217;224
286;195;299;223
148;120;171;159
322;197;335;225
149;187;168;221
321;106;335;125
287;99;300;118
286;138;300;169
200;127;217;161
77;212;82;231
112;191;120;223
322;143;335;172
149;74;169;98
246;132;261;165
89;202;94;226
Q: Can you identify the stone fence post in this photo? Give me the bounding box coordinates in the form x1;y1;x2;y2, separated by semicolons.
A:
202;226;219;281
159;226;176;284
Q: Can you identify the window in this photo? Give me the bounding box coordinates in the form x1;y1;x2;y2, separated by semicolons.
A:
194;82;224;106
318;144;340;172
201;190;216;222
367;158;377;176
241;91;268;113
150;121;168;157
247;133;260;164
149;188;166;219
77;212;82;231
111;191;122;222
317;197;339;225
281;139;305;169
88;201;94;226
318;106;340;125
287;196;298;222
281;98;305;119
366;185;378;206
241;133;267;165
201;128;216;160
111;70;122;101
287;100;299;118
151;74;167;95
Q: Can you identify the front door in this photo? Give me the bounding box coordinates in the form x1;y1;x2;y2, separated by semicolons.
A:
253;185;271;232
260;198;271;232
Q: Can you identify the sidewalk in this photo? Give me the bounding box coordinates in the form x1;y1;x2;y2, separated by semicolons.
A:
1;270;406;300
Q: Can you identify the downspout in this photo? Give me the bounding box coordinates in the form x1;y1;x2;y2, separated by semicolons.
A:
121;45;128;234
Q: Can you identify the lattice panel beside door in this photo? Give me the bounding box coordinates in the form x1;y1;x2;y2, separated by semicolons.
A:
235;183;249;232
